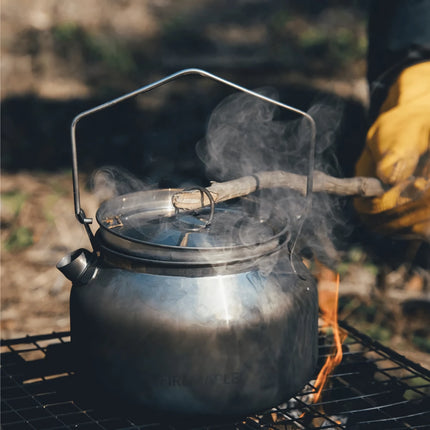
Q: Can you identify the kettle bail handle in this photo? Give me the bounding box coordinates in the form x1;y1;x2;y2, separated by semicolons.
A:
70;68;316;250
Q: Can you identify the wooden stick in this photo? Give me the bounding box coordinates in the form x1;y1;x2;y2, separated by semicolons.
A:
172;170;385;210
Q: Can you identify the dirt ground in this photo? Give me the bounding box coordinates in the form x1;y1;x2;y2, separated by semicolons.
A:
2;0;430;369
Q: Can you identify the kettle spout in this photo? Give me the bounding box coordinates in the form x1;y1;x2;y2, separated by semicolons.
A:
57;248;96;284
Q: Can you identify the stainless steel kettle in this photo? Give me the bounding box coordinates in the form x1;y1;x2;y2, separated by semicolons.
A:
57;69;319;415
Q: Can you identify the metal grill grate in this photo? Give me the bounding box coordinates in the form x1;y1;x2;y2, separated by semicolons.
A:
2;320;430;429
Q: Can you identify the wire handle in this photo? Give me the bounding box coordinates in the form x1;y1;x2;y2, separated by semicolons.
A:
70;68;316;249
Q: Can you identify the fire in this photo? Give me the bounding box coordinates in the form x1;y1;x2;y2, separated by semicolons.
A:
313;263;346;404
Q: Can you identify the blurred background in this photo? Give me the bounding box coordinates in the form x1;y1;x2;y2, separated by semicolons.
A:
1;0;429;367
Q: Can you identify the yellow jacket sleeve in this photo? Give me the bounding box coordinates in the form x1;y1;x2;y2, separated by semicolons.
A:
354;61;430;241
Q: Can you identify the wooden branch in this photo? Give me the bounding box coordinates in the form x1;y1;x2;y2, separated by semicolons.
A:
172;170;385;211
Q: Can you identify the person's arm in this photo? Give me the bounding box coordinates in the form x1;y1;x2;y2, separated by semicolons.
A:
354;0;430;241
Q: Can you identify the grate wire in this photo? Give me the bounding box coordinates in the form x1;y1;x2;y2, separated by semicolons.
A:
1;322;429;430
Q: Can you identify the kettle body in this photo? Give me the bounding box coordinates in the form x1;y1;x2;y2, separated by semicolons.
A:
59;69;320;415
66;249;318;415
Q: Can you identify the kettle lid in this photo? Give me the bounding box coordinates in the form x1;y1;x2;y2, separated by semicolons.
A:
96;188;289;264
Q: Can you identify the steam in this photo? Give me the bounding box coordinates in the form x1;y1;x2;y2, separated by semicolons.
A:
90;166;149;203
91;88;350;269
196;88;288;180
197;88;349;267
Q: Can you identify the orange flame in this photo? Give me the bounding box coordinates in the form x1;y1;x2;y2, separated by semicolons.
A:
313;263;346;404
269;263;345;427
